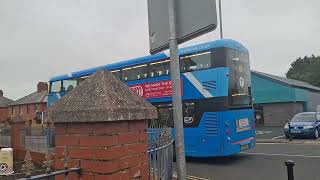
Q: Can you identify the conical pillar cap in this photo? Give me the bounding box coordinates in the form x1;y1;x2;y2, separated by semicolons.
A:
48;70;158;123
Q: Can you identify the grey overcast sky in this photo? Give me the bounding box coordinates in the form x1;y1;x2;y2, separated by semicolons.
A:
0;0;319;100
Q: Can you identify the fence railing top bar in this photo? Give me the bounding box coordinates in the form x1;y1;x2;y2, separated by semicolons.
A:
16;167;81;180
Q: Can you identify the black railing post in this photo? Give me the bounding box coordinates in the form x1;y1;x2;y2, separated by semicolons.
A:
285;160;295;180
288;121;292;141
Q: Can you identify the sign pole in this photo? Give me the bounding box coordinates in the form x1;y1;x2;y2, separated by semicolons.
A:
168;0;187;179
219;0;223;39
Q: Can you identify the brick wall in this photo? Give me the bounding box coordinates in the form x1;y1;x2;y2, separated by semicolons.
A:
0;107;8;122
7;120;46;165
262;102;304;126
54;120;149;180
8;103;47;125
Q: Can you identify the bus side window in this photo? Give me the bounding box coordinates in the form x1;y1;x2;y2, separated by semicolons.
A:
149;60;170;77
78;75;90;84
156;104;174;127
122;64;148;81
50;81;62;93
183;102;195;127
111;70;121;79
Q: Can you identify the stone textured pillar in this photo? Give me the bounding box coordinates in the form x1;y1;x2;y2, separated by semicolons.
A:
48;70;158;180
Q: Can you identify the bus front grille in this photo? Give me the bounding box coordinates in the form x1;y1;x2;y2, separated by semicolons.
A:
204;113;219;136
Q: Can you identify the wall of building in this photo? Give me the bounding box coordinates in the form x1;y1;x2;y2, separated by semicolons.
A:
261;102;304;126
252;75;296;104
8;103;47;125
0;107;8;122
307;91;320;111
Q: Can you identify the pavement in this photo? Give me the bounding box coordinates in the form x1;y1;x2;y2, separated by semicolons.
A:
184;143;320;180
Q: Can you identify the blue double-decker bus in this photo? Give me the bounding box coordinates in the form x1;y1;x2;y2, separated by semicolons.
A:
48;39;255;157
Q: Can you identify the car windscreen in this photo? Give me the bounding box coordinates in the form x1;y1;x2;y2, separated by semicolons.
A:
291;114;316;122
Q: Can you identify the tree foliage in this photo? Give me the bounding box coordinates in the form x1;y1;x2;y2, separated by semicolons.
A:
286;55;320;87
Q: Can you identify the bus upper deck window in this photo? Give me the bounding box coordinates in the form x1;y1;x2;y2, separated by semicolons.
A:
111;70;121;79
149;60;170;77
50;81;61;93
122;64;148;81
181;51;211;72
62;80;77;92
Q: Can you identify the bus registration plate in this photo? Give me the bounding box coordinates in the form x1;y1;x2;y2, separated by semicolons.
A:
237;118;250;132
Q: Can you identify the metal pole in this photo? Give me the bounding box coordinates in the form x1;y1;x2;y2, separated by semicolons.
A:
288;121;292;141
285;160;295;180
168;0;187;179
218;0;223;39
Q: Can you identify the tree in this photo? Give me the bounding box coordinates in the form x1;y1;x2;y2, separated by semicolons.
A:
286;55;320;87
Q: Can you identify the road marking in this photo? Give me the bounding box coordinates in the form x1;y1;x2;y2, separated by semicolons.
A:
187;175;210;180
272;135;285;139
241;152;320;158
256;143;283;145
173;172;209;180
256;131;272;135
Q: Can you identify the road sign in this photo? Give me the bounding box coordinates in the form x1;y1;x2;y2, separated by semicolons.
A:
147;0;217;54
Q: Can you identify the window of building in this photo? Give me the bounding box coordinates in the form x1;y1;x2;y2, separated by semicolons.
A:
11;107;14;115
62;79;78;92
50;81;62;93
122;64;148;81
149;60;170;78
180;51;212;72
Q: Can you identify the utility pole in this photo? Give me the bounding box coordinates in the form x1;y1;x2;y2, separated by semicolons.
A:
219;0;223;39
168;0;187;179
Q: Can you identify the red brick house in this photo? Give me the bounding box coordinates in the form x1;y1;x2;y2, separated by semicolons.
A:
0;90;13;122
8;82;48;126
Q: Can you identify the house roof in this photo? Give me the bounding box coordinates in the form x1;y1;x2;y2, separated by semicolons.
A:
9;91;47;106
0;96;14;108
252;70;320;92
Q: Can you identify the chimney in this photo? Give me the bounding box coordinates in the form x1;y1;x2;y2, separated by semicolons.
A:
37;82;48;93
0;90;3;97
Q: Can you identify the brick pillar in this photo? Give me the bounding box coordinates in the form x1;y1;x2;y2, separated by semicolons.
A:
54;120;148;180
9;117;25;150
48;70;157;180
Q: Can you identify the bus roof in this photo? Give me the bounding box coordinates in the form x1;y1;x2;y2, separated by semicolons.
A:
50;39;248;82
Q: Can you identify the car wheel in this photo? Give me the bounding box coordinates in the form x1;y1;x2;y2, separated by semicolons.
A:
285;134;290;139
313;128;319;139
